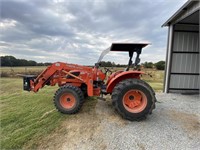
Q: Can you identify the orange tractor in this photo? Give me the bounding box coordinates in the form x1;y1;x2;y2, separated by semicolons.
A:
23;43;156;121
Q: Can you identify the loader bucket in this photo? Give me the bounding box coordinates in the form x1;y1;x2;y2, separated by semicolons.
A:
22;75;37;91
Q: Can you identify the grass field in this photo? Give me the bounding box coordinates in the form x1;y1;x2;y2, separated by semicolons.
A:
0;78;64;149
0;67;164;149
0;66;46;72
0;66;46;77
141;69;164;92
0;77;97;149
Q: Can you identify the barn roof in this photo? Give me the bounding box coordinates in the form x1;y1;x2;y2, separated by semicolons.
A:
162;0;199;27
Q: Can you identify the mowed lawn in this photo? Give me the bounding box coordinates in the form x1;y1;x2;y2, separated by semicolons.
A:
0;77;97;149
0;67;164;149
0;78;65;149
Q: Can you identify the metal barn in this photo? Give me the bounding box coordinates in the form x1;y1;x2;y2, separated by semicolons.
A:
162;0;199;93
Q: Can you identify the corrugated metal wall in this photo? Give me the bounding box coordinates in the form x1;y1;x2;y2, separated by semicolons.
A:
173;33;199;52
171;53;199;73
169;24;199;92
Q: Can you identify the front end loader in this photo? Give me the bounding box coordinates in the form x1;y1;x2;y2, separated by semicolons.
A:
22;43;156;121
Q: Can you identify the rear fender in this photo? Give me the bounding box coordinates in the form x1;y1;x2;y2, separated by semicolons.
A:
106;71;144;93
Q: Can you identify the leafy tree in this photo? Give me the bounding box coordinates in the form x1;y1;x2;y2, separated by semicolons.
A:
155;61;165;70
44;62;52;66
28;60;37;66
1;56;42;66
143;61;154;68
100;61;114;67
1;56;18;66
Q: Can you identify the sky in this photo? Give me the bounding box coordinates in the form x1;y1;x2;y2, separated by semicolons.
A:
0;0;188;65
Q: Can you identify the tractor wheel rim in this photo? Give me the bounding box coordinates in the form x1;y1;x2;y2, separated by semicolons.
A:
60;93;76;109
122;90;147;113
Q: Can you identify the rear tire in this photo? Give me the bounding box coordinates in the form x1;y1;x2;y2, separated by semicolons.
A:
54;85;84;114
112;79;156;121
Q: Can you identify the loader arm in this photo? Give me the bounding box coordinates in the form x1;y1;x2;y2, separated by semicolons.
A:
31;64;59;92
25;62;91;92
24;62;105;96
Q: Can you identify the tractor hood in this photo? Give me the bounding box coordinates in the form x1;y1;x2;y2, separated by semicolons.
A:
97;43;149;63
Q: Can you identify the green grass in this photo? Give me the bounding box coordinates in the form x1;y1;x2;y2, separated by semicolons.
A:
0;78;97;149
0;78;62;149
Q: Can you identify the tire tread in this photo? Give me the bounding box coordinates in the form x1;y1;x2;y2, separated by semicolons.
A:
112;79;156;121
53;84;84;114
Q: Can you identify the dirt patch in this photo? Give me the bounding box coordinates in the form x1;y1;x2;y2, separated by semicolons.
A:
34;98;108;150
168;110;200;138
35;113;103;150
96;99;129;127
61;113;103;150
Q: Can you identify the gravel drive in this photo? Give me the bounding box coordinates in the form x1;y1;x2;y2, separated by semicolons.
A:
39;93;200;150
94;93;200;150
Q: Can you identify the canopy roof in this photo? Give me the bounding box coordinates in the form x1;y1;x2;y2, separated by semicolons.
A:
110;43;148;52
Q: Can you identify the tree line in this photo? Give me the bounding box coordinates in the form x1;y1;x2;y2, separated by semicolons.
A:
0;56;52;67
142;61;165;70
100;61;165;70
0;56;165;70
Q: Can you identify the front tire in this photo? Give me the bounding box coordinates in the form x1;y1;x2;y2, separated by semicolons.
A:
54;85;84;114
112;79;156;121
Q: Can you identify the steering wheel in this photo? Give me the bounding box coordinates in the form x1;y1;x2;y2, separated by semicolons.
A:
104;67;112;75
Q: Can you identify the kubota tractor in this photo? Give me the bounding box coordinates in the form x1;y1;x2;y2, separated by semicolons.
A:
22;43;156;121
